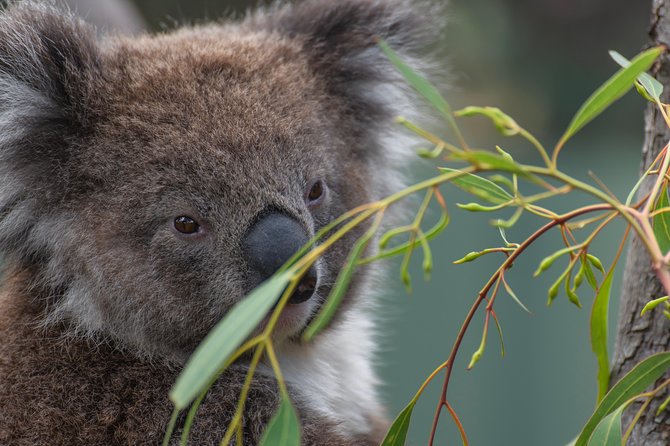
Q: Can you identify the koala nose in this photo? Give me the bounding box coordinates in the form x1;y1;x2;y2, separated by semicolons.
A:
243;212;317;304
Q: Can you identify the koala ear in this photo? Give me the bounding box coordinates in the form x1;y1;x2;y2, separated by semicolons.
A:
0;3;100;269
258;0;441;124
0;2;99;181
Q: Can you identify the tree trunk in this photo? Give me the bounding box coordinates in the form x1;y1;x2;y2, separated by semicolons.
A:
611;1;670;444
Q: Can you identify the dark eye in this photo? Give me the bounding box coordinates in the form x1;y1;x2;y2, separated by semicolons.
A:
174;216;200;234
305;180;326;207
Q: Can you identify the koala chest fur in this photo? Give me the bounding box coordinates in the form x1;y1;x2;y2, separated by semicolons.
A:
0;1;440;444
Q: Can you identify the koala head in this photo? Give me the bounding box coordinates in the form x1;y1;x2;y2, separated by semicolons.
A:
0;0;438;363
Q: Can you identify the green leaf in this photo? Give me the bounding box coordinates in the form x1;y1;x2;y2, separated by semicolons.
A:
455;150;529;176
502;278;531;314
627;162;658;206
558;46;663;148
653;184;670;254
587;405;624;446
640;296;670;316
455;106;520;136
440;168;513;204
574;352;670;446
609;50;663;101
380;401;416;446
590;269;614;404
378;39;465;146
303;225;376;340
489;174;515;191
492;313;505;357
259;396;301;446
170;272;291;409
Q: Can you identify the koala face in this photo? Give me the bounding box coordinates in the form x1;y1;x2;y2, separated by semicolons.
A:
0;1;435;363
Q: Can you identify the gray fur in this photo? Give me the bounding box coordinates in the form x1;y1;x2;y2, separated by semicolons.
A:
0;0;443;444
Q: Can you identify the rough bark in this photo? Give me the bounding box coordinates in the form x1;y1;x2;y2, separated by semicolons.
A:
611;1;670;444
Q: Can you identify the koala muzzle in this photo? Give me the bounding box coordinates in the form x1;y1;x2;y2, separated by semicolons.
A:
243;211;317;304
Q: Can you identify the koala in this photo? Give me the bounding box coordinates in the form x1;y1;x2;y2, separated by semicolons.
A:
0;0;440;445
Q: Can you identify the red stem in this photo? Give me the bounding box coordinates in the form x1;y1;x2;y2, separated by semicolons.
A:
427;203;614;445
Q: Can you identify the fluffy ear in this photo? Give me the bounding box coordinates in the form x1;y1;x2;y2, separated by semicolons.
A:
0;2;99;269
257;0;442;125
0;2;99;182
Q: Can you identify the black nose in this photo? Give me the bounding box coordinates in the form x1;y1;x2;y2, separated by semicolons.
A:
243;211;317;304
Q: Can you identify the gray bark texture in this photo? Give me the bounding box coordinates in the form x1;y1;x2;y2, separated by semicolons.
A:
611;1;670;444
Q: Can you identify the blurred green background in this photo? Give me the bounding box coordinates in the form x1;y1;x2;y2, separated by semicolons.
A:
77;0;652;444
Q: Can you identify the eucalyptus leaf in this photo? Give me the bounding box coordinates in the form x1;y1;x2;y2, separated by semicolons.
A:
378;39;465;146
502;279;531;313
653;184;670;255
303;224;376;340
590;269;614;404
440;168;513;204
259;396;301;446
586;405;624;446
455;150;529;176
609;50;663;101
170;272;291;409
380;401;416;446
558;46;662;148
574;352;670;446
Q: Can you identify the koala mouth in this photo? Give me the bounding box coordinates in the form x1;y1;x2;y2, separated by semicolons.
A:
258;269;320;339
288;270;317;305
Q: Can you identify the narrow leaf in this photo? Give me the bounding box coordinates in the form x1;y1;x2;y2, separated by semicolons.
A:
574;352;670;446
440;168;513;204
558;46;663;147
455;150;529;176
609;50;663;101
378;39;465;146
380;401;417;446
259;396;301;446
303;226;376;340
653;184;670;254
590;269;614;404
170;272;291;409
491;312;505;357
502;278;531;313
587;405;624;446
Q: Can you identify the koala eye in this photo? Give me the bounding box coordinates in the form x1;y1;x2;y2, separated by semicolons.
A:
174;216;200;234
305;179;326;207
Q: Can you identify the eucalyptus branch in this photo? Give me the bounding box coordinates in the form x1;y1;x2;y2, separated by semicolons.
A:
427;203;615;446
